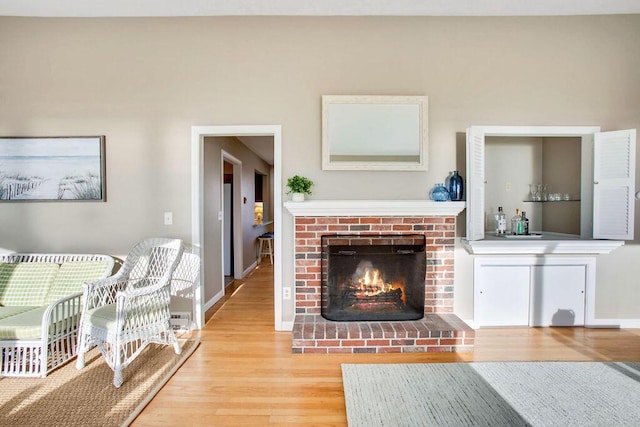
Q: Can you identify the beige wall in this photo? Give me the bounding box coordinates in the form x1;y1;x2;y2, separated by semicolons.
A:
1;15;639;323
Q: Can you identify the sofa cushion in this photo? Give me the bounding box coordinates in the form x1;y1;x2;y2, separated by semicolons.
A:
0;263;59;306
45;260;112;304
0;307;47;340
0;306;40;321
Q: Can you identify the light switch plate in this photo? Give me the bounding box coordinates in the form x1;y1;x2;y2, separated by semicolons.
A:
164;212;173;225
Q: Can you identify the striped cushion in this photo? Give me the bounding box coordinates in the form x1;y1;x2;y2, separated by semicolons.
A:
0;307;46;340
46;260;112;303
0;306;40;321
0;263;59;306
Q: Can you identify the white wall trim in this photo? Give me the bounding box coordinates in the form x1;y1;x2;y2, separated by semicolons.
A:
191;125;283;330
204;289;225;312
585;319;640;328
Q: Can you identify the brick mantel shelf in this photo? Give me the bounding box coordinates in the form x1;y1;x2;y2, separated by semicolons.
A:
285;199;474;354
284;200;465;217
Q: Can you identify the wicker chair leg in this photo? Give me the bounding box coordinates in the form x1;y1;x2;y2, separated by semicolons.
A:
75;337;86;369
172;340;182;355
113;369;123;388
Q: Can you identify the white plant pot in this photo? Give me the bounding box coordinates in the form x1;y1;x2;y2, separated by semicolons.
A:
291;193;305;202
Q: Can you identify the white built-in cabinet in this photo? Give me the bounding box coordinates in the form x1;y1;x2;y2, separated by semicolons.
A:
474;257;591;327
464;125;636;327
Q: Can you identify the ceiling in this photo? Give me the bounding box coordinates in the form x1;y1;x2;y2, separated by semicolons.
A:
1;0;640;17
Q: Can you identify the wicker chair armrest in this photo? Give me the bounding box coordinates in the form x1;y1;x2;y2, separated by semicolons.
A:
82;276;129;310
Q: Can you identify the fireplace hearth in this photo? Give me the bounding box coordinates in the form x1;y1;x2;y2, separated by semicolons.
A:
322;234;426;321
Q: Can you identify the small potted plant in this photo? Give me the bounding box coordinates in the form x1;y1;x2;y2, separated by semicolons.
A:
286;175;313;202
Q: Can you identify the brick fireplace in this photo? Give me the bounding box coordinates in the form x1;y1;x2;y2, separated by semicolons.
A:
285;200;474;354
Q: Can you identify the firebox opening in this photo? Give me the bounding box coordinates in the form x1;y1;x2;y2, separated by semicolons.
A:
321;234;426;321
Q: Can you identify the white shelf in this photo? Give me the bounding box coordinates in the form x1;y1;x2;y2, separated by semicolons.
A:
284;200;466;217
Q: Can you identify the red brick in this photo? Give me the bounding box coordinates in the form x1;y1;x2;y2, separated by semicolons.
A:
377;347;403;353
317;217;338;224
360;217;382;224
392;225;413;231
303;348;328;354
316;340;340;347
296;218;317;225
416;338;440;346
366;339;391;346
338;217;360;224
341;340;366;347
327;347;354;354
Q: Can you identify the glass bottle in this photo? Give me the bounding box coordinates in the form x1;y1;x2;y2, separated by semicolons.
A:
511;208;524;235
448;170;464;201
521;211;529;235
495;206;506;235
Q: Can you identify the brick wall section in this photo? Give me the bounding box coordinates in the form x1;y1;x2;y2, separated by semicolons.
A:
291;214;474;354
294;215;456;315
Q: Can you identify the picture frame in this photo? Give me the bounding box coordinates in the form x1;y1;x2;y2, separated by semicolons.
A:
0;136;106;202
322;95;428;171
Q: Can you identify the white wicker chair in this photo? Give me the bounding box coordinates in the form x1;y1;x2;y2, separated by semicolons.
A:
75;238;184;387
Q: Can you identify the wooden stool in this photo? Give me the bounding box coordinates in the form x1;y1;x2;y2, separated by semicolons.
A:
257;232;274;264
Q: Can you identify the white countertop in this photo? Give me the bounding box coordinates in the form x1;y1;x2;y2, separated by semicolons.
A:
463;233;624;255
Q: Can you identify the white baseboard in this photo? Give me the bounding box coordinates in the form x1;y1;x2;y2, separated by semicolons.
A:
243;261;257;278
204;289;225;312
586;318;640;328
466;317;640;329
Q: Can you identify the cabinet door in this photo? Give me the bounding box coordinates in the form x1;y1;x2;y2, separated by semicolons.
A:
475;265;530;326
593;129;636;240
466;126;485;241
530;265;585;327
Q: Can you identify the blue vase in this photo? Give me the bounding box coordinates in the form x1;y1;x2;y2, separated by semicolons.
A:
431;183;450;201
448;170;464;201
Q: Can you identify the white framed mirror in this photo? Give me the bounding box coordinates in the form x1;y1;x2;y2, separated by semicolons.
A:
321;95;428;171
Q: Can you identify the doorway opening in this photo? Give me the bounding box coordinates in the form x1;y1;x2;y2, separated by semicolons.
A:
191;125;283;330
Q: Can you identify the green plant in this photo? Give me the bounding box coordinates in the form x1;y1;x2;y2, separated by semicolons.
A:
286;175;313;195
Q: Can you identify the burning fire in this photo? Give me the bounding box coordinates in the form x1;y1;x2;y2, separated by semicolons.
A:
351;261;405;303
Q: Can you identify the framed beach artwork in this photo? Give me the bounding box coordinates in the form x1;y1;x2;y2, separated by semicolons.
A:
0;136;106;202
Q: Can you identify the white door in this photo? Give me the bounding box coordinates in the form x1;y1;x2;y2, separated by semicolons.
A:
475;264;530;326
223;182;232;276
593;129;636;239
530;265;586;327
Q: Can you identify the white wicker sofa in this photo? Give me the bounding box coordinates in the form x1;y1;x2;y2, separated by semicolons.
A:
0;253;114;377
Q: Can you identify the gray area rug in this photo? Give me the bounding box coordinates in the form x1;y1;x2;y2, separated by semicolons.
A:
342;362;640;426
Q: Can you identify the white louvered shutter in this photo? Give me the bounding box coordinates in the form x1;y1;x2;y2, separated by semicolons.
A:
593;129;636;240
466;127;486;240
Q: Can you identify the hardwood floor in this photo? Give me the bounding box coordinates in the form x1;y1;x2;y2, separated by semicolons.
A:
133;261;640;426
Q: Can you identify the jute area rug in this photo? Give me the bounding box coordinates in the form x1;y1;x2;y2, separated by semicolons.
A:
0;338;199;427
342;362;640;426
